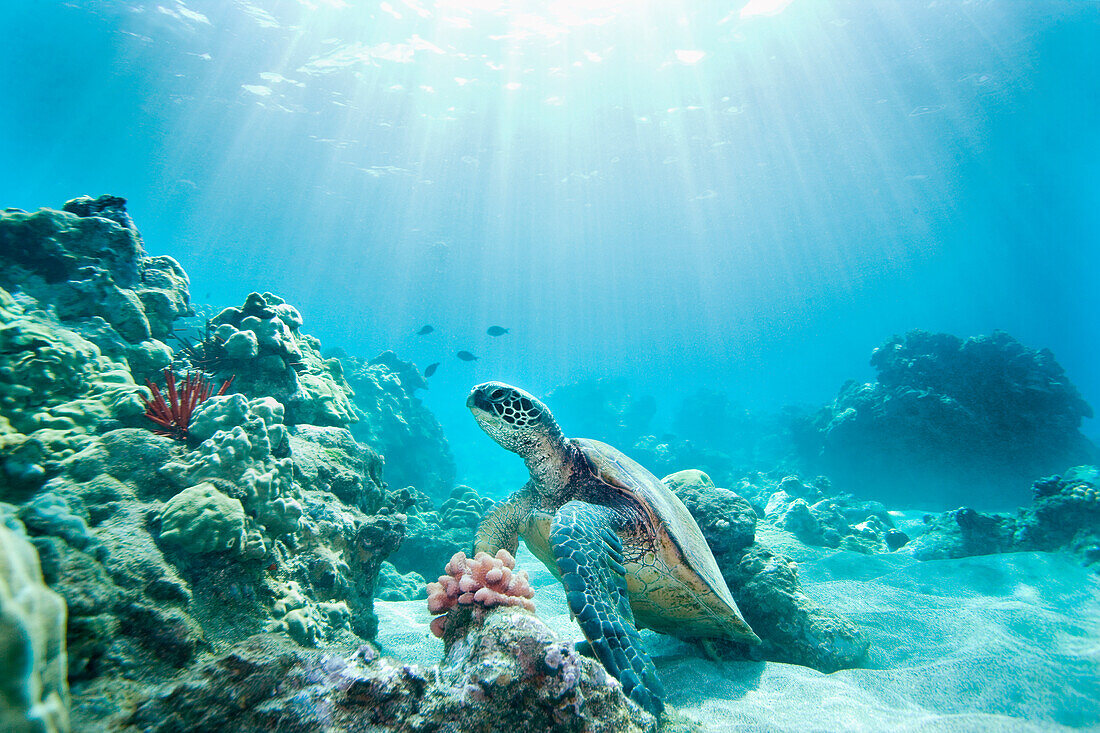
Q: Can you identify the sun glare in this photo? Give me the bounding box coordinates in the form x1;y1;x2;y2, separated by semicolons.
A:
740;0;795;19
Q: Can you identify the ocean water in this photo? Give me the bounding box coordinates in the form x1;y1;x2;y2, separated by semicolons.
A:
2;1;1099;731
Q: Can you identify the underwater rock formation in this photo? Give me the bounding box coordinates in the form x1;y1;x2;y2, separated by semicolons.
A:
0;196;190;348
192;291;358;428
385;484;497;581
664;470;868;672
343;350;456;500
0;516;70;733
0;198;415;729
734;472;899;554
798;330;1097;508
127;603;658;733
905;466;1100;568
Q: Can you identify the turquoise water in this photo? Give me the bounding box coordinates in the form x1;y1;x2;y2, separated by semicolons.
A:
3;0;1098;487
2;3;1099;731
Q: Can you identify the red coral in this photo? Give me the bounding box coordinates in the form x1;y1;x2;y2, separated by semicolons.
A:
426;549;535;638
140;368;234;441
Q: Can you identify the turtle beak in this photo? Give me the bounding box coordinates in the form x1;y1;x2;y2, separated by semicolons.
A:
467;384;492;413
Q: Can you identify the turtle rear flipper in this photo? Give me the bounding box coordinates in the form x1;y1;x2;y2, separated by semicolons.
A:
550;500;665;715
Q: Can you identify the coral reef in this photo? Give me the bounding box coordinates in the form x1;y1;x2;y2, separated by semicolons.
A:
0;198;416;730
386;484;496;580
0;516;70;733
343;350;456;500
663;470;868;671
798;330;1097;508
905;466;1100;567
0;288;148;498
126;606;658;733
197;292;357;428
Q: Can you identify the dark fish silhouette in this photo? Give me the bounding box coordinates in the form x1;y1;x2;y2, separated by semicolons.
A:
424;362;440;378
486;326;510;337
416;325;434;336
456;351;478;361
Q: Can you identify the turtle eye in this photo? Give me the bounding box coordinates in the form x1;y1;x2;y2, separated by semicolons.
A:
489;388;506;400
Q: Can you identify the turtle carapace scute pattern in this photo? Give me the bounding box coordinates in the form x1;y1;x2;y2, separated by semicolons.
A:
467;381;761;715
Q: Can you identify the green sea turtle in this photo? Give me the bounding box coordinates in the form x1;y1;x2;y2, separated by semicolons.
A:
467;382;760;715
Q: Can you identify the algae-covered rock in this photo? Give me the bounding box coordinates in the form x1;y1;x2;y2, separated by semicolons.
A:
664;470;756;556
798;330;1097;508
661;471;868;672
128;605;658;733
724;543;868;671
0;197;191;343
199;292;357;428
287;424;383;513
0;289;146;497
344;350;455;499
0;519;70;733
375;561;426;601
158;483;248;555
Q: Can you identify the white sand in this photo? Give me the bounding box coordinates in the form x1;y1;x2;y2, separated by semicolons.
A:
375;546;1100;731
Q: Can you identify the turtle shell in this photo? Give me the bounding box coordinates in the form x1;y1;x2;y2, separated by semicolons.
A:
572;438;755;641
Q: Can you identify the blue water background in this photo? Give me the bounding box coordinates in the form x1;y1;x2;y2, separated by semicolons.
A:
2;0;1098;491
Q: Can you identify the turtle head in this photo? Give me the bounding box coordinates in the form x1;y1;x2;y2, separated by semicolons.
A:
467;382;565;457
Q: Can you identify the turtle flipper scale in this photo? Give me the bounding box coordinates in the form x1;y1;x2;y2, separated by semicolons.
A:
550;500;665;716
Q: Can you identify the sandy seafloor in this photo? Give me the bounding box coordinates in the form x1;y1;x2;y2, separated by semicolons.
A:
375;523;1100;732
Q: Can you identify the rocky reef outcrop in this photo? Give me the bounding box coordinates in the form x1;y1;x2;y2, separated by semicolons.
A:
126;575;660;733
184;292;359;428
735;472;904;554
384;483;496;583
342;350;456;501
0;198;417;730
663;470;869;672
905;466;1100;568
797;330;1097;508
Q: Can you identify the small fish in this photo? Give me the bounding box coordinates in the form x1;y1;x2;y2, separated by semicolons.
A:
424;362;440;378
416;325;434;336
486;326;510;337
456;351;478;361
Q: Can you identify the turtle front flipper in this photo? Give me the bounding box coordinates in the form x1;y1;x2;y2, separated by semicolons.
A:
550;500;665;716
473;488;534;555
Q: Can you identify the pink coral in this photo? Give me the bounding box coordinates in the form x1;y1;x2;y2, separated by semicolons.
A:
426;549;535;638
